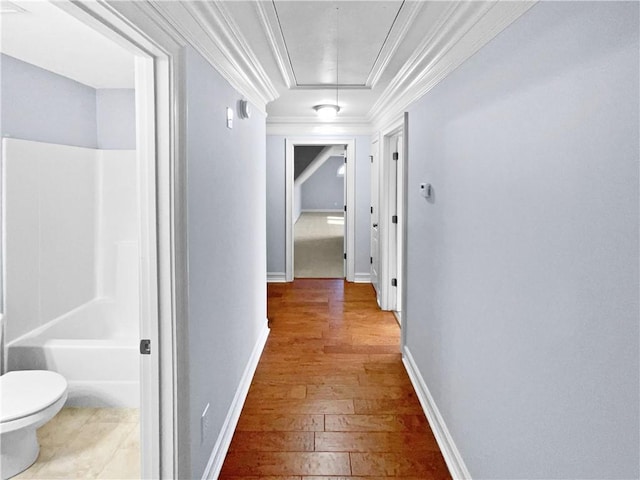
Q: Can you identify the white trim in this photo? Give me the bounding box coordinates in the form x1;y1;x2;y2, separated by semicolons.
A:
48;2;186;477
400;113;409;347
267;273;287;283
365;1;424;88
255;1;422;91
378;126;403;312
149;1;278;111
133;53;161;480
255;0;295;88
84;1;190;477
370;1;536;130
267;121;373;137
285;137;356;283
354;273;371;283
403;346;472;480
202;322;270;480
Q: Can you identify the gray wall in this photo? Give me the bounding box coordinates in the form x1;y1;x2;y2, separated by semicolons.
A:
266;135;371;278
404;2;639;478
185;46;267;478
96;89;136;150
0;54;136;150
301;155;344;211
1;54;97;148
266;136;286;274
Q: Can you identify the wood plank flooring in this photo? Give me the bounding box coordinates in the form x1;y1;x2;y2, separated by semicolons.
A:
220;279;450;479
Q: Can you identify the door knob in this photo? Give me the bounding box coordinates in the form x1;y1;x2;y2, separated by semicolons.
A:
373;223;378;228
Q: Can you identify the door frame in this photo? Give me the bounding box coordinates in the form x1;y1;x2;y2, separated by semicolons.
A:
370;137;381;306
53;2;185;477
378;118;407;314
285;137;356;282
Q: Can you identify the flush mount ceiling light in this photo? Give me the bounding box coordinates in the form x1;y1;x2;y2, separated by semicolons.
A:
313;104;340;118
314;7;341;118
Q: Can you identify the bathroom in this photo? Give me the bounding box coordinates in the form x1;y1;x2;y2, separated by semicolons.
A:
1;1;143;478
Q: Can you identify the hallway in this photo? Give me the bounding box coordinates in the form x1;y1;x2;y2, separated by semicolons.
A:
220;280;450;478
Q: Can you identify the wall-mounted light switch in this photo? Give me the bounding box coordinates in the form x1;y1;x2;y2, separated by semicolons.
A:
226;107;234;129
419;183;432;199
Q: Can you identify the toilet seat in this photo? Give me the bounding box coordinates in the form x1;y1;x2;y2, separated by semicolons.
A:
1;370;67;423
0;370;67;479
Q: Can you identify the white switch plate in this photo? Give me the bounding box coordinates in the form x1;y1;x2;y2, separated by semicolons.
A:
201;402;210;444
226;107;234;129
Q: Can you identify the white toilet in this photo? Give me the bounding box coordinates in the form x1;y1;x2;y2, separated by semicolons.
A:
0;370;68;479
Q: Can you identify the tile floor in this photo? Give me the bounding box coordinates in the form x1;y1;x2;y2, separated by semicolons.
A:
13;407;140;479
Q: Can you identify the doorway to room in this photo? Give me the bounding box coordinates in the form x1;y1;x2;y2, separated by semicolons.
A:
293;145;346;278
285;138;356;282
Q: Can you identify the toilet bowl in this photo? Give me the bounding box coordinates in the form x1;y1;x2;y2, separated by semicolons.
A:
0;370;67;479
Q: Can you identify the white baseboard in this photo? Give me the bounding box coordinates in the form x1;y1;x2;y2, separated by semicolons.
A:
354;273;371;283
267;273;287;283
402;346;472;480
202;320;270;480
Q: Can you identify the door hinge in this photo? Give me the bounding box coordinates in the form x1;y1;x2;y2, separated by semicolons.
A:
344;253;347;260
140;339;151;355
391;278;398;287
370;206;373;214
344;205;347;212
392;215;398;224
344;155;347;163
370;256;373;264
392;152;399;160
369;155;373;163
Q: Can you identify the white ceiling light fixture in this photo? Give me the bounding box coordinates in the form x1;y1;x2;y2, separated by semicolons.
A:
314;6;341;118
313;104;340;118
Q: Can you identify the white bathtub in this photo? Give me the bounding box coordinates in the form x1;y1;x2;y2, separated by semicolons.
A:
6;299;139;407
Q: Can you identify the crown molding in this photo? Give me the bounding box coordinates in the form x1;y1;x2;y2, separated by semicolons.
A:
365;1;424;89
267;118;373;136
256;0;296;89
369;1;537;131
149;0;278;112
257;0;423;91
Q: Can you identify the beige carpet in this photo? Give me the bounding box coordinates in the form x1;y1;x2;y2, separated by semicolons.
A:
294;212;344;278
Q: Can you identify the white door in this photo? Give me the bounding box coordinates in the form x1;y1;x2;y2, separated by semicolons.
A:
370;140;381;305
387;135;400;311
395;135;404;322
342;148;347;278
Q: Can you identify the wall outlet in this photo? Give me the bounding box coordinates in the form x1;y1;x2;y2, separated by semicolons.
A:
200;402;210;444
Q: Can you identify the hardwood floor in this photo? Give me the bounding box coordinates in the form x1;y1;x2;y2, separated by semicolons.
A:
220;279;451;479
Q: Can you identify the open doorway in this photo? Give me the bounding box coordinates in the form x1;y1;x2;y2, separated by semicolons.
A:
285;138;356;282
0;1;167;477
293;145;346;278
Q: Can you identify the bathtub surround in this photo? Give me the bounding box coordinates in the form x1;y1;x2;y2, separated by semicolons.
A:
0;54;137;318
3;139;139;406
403;2;639;478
